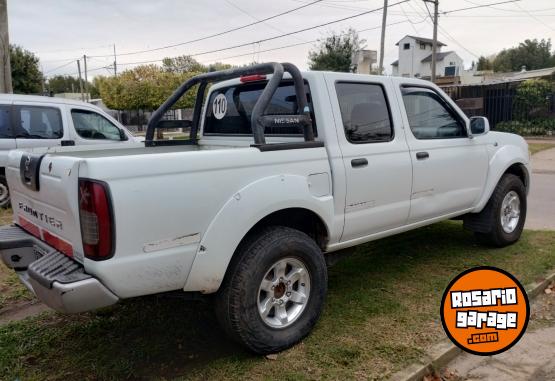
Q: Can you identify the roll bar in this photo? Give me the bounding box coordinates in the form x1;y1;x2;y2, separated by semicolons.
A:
145;62;316;147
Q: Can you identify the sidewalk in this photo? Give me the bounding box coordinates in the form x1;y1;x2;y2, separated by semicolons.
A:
445;291;555;381
525;147;555;230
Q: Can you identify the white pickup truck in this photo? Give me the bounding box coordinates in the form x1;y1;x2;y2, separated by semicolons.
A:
0;95;138;206
0;63;530;354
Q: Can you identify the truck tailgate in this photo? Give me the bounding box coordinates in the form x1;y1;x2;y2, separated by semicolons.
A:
6;150;84;263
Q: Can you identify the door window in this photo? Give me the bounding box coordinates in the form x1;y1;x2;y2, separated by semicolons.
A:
0;106;12;138
71;109;122;140
335;82;393;143
15;106;63;139
401;87;466;139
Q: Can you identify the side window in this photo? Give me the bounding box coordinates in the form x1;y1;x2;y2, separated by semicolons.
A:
0;106;12;138
335;82;393;143
401;88;466;139
15;106;63;139
71;109;122;141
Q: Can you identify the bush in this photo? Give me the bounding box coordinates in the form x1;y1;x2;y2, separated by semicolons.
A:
513;79;553;120
495;119;555;136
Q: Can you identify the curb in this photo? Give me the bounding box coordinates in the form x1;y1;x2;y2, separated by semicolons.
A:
389;271;555;381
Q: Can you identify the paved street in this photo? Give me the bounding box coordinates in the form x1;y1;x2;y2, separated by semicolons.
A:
525;147;555;230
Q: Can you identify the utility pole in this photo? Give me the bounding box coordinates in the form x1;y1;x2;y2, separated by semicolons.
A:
0;0;13;93
77;59;85;102
113;44;117;76
424;0;439;82
378;0;388;75
83;54;89;101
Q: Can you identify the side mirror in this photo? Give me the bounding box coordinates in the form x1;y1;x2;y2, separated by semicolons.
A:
119;129;129;141
469;116;490;136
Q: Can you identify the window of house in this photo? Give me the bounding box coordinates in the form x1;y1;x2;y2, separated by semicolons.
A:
420;43;426;49
335;82;393;143
71;109;123;140
15;106;63;139
401;87;466;139
204;80;317;136
403;43;411;50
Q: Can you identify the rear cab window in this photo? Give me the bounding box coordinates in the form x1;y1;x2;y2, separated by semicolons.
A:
203;80;317;137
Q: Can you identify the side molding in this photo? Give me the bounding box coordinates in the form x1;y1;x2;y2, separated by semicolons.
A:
183;174;334;293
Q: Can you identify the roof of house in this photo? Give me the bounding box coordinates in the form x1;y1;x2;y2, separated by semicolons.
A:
421;51;455;63
391;60;399;66
396;35;446;47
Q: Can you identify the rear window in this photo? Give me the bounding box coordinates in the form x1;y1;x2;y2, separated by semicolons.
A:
0;106;11;138
203;80;317;136
15;106;63;139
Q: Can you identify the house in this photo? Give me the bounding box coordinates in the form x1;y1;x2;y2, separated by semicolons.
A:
391;35;464;80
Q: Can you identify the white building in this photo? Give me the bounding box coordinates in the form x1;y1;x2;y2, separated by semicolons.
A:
391;35;464;80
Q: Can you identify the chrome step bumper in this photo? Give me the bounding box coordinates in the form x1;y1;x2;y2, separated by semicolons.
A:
0;226;118;313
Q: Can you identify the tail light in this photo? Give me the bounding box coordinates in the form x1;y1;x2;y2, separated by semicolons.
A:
79;179;114;260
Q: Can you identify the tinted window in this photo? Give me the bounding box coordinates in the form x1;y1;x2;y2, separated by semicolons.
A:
204;81;316;136
335;82;393;143
402;88;466;139
0;106;12;138
71;109;122;140
16;106;63;139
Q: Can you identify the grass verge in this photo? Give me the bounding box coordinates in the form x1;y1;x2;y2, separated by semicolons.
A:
0;222;554;380
529;142;555;155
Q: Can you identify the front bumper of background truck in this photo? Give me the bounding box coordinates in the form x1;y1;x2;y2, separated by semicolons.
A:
0;226;118;313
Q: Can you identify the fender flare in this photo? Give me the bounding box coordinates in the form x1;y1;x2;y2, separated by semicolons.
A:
472;145;530;213
183;174;334;293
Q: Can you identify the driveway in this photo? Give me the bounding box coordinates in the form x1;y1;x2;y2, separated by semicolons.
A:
525;147;555;230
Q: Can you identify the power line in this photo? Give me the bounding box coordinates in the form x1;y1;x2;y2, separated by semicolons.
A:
43;60;76;75
514;2;555;32
441;0;522;15
88;0;324;58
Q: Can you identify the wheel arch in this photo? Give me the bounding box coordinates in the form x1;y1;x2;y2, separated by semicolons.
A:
183;174;334;294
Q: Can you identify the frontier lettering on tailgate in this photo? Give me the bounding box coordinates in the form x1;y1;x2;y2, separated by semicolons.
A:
18;202;63;231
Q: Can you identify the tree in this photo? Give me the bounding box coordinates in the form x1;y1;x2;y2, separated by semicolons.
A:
9;44;43;94
46;75;99;98
162;55;205;73
492;39;555;72
308;29;365;72
513;79;553;120
476;56;493;71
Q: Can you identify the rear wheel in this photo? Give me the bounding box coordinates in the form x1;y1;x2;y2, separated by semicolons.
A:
475;174;526;247
0;176;10;208
215;226;327;354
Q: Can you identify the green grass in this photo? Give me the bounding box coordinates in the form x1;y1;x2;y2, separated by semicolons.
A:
1;222;554;380
529;142;555;155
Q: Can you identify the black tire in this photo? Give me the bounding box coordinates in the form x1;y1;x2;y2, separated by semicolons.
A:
214;226;327;354
0;176;10;209
475;174;526;247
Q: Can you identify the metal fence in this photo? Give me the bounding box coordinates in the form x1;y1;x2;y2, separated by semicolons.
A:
441;80;555;135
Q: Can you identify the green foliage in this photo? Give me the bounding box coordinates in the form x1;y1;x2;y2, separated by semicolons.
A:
308;29;365;72
46;75;99;98
162;55;206;73
9;44;43;94
495;119;555;136
476;56;493;71
492;39;555;72
513;79;553;120
97;65;200;111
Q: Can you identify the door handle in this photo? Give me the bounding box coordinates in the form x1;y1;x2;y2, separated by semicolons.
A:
416;152;429;160
351;158;368;168
61;140;75;146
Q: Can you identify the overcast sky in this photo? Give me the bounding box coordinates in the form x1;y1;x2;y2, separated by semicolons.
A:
6;0;555;78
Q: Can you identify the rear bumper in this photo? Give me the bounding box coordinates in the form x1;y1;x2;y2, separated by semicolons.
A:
0;226;118;313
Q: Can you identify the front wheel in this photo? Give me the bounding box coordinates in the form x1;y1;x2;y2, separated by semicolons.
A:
475;174;526;247
215;226;327;354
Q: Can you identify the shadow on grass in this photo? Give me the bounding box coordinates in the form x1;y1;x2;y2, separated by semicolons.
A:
1;222;554;380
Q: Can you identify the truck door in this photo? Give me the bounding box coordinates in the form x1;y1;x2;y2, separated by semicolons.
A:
326;75;412;242
399;86;488;223
0;102;16;164
13;103;67;149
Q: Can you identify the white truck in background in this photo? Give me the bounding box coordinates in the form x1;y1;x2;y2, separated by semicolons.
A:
0;63;530;354
0;95;138;206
